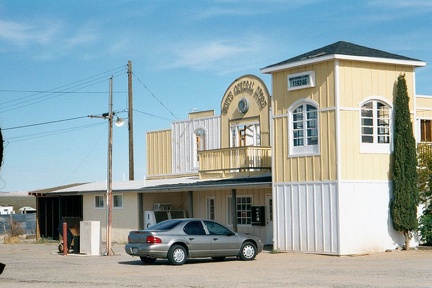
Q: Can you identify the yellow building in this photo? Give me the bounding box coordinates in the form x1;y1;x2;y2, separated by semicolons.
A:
261;41;427;255
146;74;273;244
32;42;432;256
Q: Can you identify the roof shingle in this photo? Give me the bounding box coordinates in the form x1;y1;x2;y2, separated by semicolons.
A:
262;41;423;71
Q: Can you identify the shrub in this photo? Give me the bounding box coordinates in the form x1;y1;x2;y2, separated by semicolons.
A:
419;206;432;245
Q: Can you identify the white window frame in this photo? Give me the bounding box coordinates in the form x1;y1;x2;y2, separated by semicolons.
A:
360;97;393;154
287;71;316;91
230;122;260;147
288;99;319;156
206;196;215;220
94;195;104;209
193;127;207;169
227;195;253;226
113;194;123;209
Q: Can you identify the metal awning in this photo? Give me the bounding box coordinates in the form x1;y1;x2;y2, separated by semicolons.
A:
29;174;272;196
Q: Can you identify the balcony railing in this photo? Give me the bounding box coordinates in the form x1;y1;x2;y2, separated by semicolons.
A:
418;142;432;154
198;146;271;179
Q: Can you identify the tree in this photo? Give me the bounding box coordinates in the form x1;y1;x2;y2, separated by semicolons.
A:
0;128;3;168
390;74;419;250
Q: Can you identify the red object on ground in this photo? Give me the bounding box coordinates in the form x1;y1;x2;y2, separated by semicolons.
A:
63;222;68;256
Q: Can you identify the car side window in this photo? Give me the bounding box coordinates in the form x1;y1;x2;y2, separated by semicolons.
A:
183;221;206;235
204;221;232;235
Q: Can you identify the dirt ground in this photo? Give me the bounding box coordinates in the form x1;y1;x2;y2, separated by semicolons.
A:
0;241;431;288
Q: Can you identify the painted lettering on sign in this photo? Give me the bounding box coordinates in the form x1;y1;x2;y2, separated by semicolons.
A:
222;80;267;114
222;91;234;115
253;86;267;110
234;80;254;95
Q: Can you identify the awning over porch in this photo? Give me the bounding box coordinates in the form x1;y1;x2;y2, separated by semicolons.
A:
30;174;272;196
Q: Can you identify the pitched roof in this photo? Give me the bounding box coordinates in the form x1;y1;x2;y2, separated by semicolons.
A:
261;41;425;73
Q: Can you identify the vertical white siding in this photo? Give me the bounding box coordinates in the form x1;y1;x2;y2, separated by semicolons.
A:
274;181;338;254
172;116;220;174
338;181;409;254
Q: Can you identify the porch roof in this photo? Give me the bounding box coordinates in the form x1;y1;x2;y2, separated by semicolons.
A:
32;174;272;196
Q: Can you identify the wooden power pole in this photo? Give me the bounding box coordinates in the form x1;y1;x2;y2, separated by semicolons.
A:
127;61;134;180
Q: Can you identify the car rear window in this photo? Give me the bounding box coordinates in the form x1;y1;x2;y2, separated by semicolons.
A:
146;220;182;231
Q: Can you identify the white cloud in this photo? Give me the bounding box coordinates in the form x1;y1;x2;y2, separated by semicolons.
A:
368;0;432;10
156;34;270;75
0;19;60;46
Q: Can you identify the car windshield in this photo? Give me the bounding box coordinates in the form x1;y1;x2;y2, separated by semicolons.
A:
147;220;182;231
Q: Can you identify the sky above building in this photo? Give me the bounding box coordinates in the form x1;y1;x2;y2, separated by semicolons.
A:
0;0;431;192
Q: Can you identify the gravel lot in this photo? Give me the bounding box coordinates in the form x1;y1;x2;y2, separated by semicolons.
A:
0;241;431;288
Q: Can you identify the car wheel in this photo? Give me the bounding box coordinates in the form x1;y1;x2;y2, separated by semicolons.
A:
239;242;257;261
167;245;187;265
211;256;226;262
140;257;157;264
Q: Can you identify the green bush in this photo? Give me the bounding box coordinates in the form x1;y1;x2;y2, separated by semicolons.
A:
419;207;432;245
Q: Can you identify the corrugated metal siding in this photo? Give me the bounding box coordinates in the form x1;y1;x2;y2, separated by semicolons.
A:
172;116;220;174
146;129;172;176
273;181;338;254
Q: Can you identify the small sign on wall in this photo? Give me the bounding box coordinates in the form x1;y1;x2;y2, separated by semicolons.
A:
288;71;315;91
251;206;265;226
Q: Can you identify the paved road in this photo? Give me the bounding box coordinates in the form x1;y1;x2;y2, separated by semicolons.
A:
0;241;431;288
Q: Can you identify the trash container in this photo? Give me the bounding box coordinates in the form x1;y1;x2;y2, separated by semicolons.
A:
73;236;80;253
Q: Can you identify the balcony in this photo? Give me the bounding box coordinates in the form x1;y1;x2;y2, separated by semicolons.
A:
418;142;432;154
198;146;271;179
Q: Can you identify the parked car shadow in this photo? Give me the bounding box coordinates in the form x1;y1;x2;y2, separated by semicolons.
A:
119;257;241;266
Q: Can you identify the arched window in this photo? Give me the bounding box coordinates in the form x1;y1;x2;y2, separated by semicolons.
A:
289;101;319;155
360;99;392;153
193;128;206;169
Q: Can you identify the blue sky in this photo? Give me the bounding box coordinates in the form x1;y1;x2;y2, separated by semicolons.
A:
1;0;432;192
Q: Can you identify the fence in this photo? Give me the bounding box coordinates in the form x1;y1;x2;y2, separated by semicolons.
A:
0;214;36;236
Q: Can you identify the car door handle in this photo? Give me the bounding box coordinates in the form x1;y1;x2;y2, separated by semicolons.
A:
213;238;219;241
189;238;195;241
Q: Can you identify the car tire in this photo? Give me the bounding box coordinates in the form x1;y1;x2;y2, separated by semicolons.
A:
239;242;257;261
140;257;157;264
167;245;187;265
211;256;226;261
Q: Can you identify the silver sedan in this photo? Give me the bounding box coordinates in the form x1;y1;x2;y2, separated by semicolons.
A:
125;218;264;265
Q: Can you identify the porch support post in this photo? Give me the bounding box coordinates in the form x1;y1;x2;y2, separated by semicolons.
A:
232;189;238;232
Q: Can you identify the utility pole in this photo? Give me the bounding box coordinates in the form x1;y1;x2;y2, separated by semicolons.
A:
127;60;134;180
106;76;114;256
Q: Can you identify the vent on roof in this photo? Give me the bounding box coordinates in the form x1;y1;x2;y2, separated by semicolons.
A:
301;52;326;60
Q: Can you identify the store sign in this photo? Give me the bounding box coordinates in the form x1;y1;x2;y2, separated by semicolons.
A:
288;71;315;91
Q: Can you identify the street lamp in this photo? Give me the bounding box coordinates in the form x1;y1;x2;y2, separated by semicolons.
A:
89;76;124;256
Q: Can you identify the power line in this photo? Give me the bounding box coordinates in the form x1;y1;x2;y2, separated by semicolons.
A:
5;122;106;143
133;109;175;122
2;116;90;131
61;124;108;185
0;65;127;113
132;72;179;120
0;89;125;94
